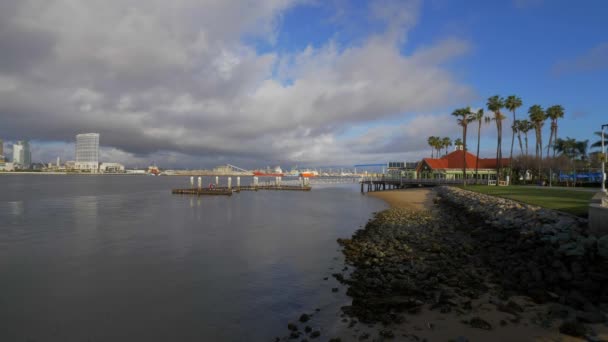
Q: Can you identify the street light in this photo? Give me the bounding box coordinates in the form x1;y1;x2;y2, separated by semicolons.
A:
602;124;608;193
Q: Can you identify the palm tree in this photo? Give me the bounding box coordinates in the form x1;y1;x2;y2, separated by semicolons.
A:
504;95;522;172
528;105;547;181
514;120;524;156
442;137;452;156
518;119;533;157
577;140;589;162
487;95;506;183
546;105;565;157
555;137;589;186
427;136;437;158
454;137;463;147
591;131;608;150
473;109;485;179
528;105;547;160
452;107;475;186
436;138;443;157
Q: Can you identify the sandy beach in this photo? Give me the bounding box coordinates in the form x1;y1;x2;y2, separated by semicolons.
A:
367;188;434;211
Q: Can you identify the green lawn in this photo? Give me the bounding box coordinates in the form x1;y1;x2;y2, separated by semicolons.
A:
458;185;596;218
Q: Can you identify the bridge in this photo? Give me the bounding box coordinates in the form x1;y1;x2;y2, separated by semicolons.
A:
359;176;489;193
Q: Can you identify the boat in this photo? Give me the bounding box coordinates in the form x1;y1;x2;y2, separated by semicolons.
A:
283;166;300;177
299;170;319;178
253;166;284;177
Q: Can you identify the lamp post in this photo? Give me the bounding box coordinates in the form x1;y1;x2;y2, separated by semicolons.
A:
602;124;607;193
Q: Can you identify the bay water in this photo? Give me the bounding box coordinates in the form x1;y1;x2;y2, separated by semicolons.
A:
0;175;386;341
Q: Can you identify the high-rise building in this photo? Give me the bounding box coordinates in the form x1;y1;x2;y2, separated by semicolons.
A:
13;140;31;169
75;133;99;172
0;138;4;162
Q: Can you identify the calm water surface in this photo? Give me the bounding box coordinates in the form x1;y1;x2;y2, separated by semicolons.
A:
0;175;386;341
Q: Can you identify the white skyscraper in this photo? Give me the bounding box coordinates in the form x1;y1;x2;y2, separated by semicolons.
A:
13;140;32;169
75;133;99;172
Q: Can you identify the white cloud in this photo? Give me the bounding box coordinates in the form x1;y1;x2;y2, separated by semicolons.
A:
0;0;475;168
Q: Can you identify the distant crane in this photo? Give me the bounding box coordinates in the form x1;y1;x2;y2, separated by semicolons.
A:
226;164;250;173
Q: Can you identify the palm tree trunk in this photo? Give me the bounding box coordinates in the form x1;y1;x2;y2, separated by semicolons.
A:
475;120;481;180
547;121;554;159
517;132;524;157
509;110;515;179
553;124;558;158
496;119;502;185
463;125;468;186
537;127;543;182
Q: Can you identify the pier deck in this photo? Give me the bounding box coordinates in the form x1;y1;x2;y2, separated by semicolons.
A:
172;185;311;196
360;177;487;192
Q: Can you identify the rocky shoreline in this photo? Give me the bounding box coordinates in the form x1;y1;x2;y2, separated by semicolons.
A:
279;186;608;341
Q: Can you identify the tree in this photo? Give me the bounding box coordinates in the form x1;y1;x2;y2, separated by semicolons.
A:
591;131;608;150
504;95;522;174
528;105;547;181
513;120;524;156
454;137;463;147
435;137;443;158
427;136;438;158
528;105;547;160
442;137;452;156
555;137;589;186
473;109;485;179
518;119;533;157
487;95;506;183
452;107;476;186
546;105;565;157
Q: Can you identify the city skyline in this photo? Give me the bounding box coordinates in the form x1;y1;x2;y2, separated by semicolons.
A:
0;0;606;169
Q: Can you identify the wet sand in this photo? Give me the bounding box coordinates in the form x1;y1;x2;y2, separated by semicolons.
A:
367;188;434;211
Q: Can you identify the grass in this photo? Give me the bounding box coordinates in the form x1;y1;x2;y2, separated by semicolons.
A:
457;185;596;218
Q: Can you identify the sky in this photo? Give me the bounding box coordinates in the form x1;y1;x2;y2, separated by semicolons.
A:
0;0;606;169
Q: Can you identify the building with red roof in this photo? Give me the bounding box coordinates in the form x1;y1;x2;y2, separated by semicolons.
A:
415;146;510;180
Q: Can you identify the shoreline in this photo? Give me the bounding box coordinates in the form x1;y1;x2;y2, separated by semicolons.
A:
279;187;608;341
366;188;434;211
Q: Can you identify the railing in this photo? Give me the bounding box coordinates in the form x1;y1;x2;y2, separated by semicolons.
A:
359;176;493;186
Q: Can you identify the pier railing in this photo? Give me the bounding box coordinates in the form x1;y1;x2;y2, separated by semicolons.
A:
359;176;493;186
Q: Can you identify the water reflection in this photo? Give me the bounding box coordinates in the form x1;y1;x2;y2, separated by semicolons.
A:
72;195;98;228
8;201;24;217
0;177;387;341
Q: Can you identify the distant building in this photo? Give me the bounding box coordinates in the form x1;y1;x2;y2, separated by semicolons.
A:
0;162;14;172
100;162;125;173
387;161;418;178
75;133;99;172
0;138;4;162
13;140;32;169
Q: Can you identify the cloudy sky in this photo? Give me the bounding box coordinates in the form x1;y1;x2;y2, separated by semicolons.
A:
0;0;606;169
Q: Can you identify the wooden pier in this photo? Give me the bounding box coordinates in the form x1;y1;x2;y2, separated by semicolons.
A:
172;185;311;196
172;188;233;196
172;176;313;196
360;177;488;193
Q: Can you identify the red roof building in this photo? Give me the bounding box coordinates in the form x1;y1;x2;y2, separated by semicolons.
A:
416;148;510;180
